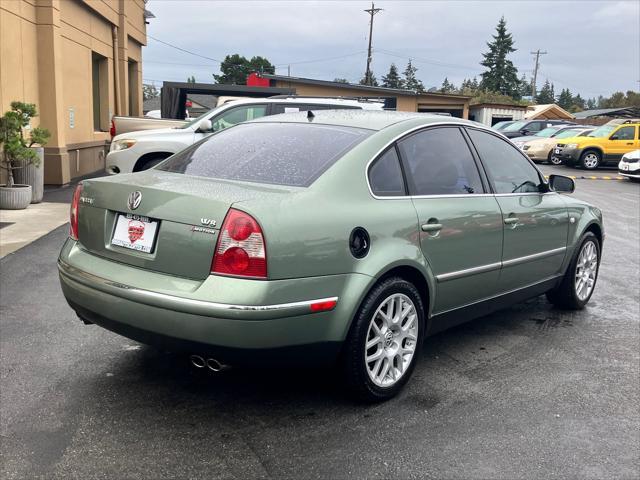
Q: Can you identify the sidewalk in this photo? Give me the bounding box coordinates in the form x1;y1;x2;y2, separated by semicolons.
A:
0;185;73;258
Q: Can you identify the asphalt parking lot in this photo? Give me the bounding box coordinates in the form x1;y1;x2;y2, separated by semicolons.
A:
1;165;638;480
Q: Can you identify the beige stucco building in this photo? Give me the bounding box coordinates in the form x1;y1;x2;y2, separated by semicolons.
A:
1;0;148;185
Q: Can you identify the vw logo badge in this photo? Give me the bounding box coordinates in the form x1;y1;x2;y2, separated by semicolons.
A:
127;191;142;210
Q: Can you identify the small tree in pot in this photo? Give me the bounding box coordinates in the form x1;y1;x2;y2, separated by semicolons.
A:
0;102;50;209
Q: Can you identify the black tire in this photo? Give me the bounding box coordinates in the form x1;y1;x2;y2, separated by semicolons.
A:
580;150;601;170
341;276;425;402
133;155;169;172
546;232;600;309
550;154;563;166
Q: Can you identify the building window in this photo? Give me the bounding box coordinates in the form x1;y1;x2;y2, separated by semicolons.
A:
128;59;139;116
91;52;108;131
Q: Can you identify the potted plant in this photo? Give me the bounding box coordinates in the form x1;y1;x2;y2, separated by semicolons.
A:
0;102;50;209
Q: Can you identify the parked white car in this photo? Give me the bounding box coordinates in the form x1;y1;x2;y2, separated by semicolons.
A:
106;97;384;174
618;149;640;181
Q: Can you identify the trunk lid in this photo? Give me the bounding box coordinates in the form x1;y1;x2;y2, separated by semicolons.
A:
77;170;296;279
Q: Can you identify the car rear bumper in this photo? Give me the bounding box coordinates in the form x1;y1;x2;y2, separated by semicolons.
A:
524;150;549;162
58;240;371;365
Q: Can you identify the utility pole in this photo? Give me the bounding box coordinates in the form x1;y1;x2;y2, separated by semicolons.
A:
364;2;383;86
530;49;547;101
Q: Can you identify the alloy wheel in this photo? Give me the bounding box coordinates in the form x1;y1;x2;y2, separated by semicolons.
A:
575;240;598;301
583;153;599;169
364;293;418;387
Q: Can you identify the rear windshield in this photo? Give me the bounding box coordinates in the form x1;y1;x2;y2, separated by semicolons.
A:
158;122;372;187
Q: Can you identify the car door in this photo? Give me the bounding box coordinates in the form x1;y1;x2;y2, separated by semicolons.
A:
605;125;637;164
466;128;569;293
195;104;268;141
396;126;503;314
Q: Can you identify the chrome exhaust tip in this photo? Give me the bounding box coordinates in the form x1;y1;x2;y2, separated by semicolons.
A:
206;358;230;373
190;354;206;368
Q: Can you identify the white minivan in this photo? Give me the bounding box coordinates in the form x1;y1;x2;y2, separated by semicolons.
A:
106;97;383;174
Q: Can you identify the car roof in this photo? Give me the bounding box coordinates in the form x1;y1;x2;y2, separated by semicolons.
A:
247;109;478;131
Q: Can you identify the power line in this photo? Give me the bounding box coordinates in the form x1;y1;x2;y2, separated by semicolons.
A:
147;35;223;63
375;49;481;72
274;51;366;68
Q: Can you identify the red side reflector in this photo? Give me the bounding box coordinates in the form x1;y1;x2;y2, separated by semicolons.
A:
310;299;337;313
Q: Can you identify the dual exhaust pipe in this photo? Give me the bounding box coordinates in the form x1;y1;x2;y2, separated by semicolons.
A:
189;354;230;373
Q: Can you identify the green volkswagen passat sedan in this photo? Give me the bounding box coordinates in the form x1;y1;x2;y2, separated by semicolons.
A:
59;111;603;401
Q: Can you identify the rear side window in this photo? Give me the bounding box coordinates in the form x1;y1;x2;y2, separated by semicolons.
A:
158;122;371;187
397;127;484;196
369;147;405;196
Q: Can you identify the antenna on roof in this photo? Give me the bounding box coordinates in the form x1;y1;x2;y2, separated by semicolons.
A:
307;110;315;121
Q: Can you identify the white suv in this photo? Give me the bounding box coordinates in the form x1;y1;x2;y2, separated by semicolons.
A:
106;97;383;174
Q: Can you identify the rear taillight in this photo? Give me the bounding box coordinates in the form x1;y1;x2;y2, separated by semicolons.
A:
69;183;83;240
212;209;267;279
110;119;116;138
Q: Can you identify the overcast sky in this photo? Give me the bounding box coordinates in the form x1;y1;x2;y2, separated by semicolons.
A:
143;0;639;98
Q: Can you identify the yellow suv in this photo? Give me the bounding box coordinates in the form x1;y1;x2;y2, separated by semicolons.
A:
554;119;640;169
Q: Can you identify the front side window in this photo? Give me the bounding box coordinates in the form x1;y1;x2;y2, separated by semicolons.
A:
611;126;636;141
368;147;405;196
397;127;484;196
467;128;542;194
158;122;371;187
211;105;267;131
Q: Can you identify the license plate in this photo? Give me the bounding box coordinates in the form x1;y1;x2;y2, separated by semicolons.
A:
111;213;159;253
554;148;560;154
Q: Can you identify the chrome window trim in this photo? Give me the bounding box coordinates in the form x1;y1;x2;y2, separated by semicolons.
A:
435;246;566;283
432;273;563;317
363;120;552;201
364;121;499;200
58;259;338;320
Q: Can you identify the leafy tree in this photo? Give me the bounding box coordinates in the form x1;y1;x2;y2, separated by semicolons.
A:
572;93;585;111
381;63;404;89
599;91;640;108
213;54;275;85
333;78;349;83
359;72;379;87
402;60;425;92
143;84;159;101
440;77;456;93
557;88;573;110
248;56;275;75
479;16;521;98
536;79;555;104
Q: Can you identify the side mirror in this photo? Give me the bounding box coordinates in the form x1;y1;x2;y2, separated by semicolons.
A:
196;119;212;133
521;129;530;135
549;174;575;193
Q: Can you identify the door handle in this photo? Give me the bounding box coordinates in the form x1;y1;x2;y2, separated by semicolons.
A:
626;142;634;145
421;223;443;233
504;217;519;225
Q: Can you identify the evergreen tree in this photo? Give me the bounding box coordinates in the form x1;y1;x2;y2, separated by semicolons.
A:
586;98;597;109
536;80;555;104
381;63;404;89
518;73;532;97
333;78;349;83
479;17;521;98
470;77;479;90
402;60;425;92
186;75;196;83
557;88;573;110
359;72;379;86
572;93;585;111
440;77;456;93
